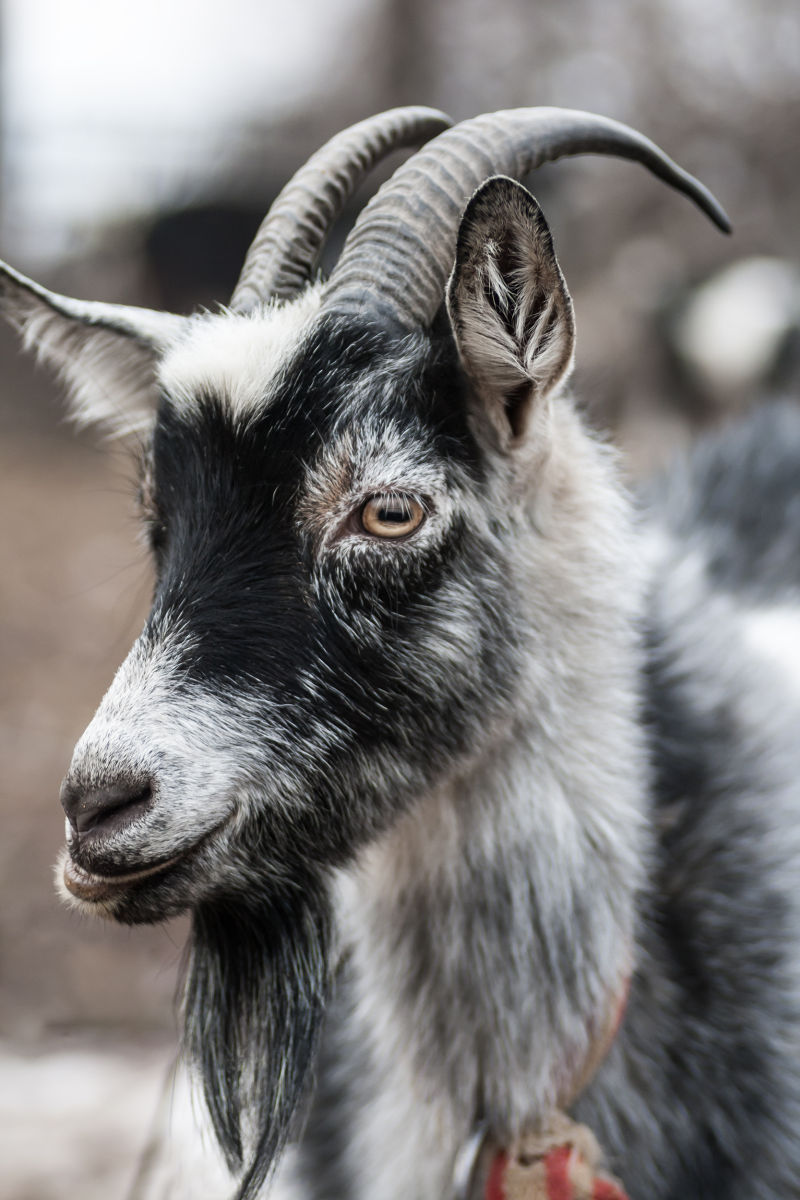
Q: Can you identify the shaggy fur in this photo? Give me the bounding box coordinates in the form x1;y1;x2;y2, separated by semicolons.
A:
2;159;799;1200
184;880;333;1198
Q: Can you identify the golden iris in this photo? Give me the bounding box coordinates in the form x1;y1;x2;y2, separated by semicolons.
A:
360;494;425;538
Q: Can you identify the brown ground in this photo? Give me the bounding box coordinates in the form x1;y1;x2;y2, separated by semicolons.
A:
0;334;188;1196
0;422;186;1045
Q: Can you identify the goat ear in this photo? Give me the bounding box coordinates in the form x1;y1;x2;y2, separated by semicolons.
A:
446;176;575;451
0;260;187;435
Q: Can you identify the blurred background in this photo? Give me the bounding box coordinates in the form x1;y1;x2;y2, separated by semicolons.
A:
0;1;798;1196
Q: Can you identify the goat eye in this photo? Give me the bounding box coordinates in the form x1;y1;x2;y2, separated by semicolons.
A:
360;494;425;539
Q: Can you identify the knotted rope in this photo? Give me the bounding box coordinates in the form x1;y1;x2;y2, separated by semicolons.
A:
484;1112;627;1200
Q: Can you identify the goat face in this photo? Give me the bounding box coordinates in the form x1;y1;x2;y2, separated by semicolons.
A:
53;176;586;929
58;310;527;925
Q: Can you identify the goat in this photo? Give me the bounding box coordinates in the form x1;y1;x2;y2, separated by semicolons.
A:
3;106;800;1200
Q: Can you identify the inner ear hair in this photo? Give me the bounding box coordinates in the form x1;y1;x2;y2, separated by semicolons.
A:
447;177;576;448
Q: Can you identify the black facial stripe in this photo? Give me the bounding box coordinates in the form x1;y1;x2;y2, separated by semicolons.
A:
148;394;315;688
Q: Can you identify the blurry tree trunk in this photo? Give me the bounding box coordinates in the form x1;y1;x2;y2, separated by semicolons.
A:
382;0;439;109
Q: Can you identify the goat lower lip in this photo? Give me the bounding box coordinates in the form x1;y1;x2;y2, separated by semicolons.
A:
62;852;184;902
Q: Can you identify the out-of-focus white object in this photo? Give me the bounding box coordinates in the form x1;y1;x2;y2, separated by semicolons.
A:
673;257;800;397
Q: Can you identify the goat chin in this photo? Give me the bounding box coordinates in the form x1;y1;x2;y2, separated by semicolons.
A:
181;876;333;1200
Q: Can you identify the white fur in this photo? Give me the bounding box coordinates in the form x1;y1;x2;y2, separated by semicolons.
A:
158;288;323;418
740;606;800;700
0;259;323;436
60;613;312;916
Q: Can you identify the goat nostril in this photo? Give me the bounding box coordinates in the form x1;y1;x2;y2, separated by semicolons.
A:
60;779;153;838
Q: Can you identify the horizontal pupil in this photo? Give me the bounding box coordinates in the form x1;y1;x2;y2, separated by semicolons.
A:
378;504;410;523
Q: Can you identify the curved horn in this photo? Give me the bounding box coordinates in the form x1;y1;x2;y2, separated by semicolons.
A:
322;107;732;330
229;107;452;312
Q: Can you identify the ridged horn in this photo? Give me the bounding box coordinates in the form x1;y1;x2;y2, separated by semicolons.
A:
322;107;732;330
229;106;452;312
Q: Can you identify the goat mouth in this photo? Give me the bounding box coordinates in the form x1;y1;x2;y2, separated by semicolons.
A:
62;851;185;902
60;813;236;905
